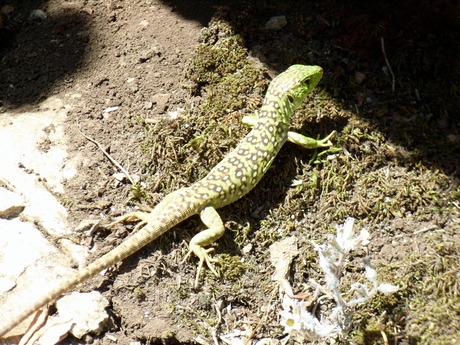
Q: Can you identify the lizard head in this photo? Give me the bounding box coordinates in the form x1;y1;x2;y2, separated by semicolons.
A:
265;65;323;117
281;64;323;108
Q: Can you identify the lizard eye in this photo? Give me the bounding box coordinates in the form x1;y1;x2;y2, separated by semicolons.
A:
287;95;294;103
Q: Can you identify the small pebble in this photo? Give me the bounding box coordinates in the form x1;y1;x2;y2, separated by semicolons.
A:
264;16;287;30
1;5;14;15
354;71;366;84
103;106;119;113
29;9;47;20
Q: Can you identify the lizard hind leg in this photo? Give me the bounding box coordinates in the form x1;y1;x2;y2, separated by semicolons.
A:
182;206;225;287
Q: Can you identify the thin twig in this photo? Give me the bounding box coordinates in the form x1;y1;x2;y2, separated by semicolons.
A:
76;117;135;185
243;283;279;345
381;37;396;92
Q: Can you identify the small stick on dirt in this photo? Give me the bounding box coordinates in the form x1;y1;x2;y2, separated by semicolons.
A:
243;284;279;345
381;37;396;92
77;118;135;185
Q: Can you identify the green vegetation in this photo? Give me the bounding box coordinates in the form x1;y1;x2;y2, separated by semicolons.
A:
137;6;459;344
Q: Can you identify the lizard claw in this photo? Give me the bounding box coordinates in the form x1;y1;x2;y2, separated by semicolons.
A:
106;212;149;230
182;245;219;288
317;130;337;147
106;212;149;228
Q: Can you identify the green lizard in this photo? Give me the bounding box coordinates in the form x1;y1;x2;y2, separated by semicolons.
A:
0;64;335;337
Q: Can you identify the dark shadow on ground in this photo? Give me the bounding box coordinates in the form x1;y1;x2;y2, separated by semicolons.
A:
165;0;226;26
0;1;89;109
1;0;458;174
0;0;221;110
163;0;460;176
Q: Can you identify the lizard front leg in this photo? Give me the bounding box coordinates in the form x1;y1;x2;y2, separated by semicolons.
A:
242;114;336;149
287;130;336;149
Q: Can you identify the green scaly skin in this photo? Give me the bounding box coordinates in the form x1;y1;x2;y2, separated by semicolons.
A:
0;65;335;337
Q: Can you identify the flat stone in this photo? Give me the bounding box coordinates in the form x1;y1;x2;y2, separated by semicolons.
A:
264;16;287;30
56;291;110;338
0;103;77;236
0;219;74;333
150;93;170;112
0;97;92;336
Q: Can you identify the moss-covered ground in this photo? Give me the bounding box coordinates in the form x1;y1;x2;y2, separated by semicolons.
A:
138;2;459;344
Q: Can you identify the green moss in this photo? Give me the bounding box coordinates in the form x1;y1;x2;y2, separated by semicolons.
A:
401;237;460;343
217;253;247;281
129;183;151;203
185;21;256;89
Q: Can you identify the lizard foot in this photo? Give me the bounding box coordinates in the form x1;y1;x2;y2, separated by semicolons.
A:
182;245;219;288
316;130;337;147
106;212;150;231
